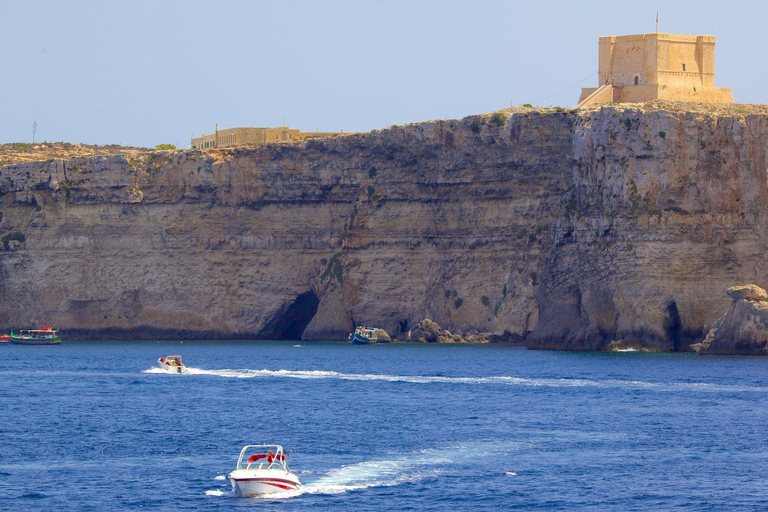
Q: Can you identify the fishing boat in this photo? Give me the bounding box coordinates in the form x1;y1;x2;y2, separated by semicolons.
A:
10;328;61;345
0;334;10;343
157;355;187;373
228;444;301;496
349;326;379;344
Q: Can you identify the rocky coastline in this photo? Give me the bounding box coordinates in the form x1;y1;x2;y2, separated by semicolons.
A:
2;102;768;354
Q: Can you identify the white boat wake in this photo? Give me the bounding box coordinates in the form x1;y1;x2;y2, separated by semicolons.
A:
206;441;514;500
148;367;765;393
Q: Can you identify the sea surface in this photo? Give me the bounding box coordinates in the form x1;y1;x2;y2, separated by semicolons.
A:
1;340;767;511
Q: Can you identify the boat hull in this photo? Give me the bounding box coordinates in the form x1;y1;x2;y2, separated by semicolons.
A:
349;333;378;345
157;360;187;373
10;335;61;345
228;469;301;496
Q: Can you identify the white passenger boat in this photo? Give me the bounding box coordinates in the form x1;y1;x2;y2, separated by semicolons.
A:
157;355;187;373
228;444;301;496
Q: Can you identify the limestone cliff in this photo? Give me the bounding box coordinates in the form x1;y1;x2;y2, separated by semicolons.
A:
1;102;767;349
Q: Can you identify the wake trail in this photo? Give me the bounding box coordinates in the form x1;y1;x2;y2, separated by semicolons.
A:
150;367;767;393
209;441;513;500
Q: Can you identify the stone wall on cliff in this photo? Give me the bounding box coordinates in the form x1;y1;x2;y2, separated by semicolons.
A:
1;103;767;348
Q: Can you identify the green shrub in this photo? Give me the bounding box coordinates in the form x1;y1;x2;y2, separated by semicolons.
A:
445;289;452;299
35;205;42;212
502;283;507;297
490;113;507;126
470;122;480;134
516;228;527;239
155;143;176;150
624;118;632;131
522;103;533;108
481;296;490;307
454;298;463;309
320;253;343;284
366;185;375;198
529;272;538;286
368;166;377;178
658;131;666;139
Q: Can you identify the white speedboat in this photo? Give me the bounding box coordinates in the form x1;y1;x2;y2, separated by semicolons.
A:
157;355;187;373
228;444;301;496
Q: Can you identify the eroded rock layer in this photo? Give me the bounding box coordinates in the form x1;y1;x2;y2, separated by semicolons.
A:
1;104;767;349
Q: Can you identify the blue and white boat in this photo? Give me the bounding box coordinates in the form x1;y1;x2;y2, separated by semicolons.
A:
349;326;379;344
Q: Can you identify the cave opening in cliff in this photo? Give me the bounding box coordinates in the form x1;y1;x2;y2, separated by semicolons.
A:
665;301;683;350
259;291;320;341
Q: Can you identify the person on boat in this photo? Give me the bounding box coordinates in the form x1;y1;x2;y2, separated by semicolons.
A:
267;451;274;464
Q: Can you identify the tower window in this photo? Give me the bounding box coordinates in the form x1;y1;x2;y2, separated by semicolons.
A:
682;63;686;71
633;76;639;85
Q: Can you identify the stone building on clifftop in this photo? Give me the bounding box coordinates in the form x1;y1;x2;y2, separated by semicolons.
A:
577;32;734;108
191;124;337;150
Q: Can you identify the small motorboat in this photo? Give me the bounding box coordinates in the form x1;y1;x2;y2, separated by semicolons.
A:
0;334;10;343
10;328;61;345
228;444;301;496
349;326;379;344
157;355;187;373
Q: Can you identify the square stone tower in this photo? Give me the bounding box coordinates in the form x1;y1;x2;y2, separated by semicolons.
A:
577;33;734;107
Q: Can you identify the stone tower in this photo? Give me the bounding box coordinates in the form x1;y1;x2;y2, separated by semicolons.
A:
577;33;734;107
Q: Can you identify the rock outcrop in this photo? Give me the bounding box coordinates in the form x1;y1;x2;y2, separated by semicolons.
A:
692;285;768;355
373;328;391;343
404;318;483;343
2;102;768;348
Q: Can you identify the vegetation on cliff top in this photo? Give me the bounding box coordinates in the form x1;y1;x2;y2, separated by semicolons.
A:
0;142;145;169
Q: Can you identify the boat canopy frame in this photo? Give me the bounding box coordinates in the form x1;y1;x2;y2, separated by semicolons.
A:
236;444;290;472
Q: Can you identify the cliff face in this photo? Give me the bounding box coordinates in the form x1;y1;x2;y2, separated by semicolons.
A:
529;106;768;350
1;104;767;349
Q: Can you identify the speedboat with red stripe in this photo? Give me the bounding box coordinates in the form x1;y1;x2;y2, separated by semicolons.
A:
228;444;301;496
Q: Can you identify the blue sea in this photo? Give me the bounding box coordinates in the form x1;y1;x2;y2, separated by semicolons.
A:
1;341;767;511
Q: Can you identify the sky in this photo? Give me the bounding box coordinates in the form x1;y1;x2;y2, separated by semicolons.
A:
1;0;766;148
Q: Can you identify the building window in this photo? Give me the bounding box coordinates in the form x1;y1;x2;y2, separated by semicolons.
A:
633;76;639;85
682;63;686;72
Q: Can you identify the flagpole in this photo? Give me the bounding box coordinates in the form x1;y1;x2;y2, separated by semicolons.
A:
656;11;659;33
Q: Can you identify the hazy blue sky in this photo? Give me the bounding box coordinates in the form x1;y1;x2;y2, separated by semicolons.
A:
1;0;765;147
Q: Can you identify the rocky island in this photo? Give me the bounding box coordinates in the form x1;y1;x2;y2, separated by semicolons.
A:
1;102;768;353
